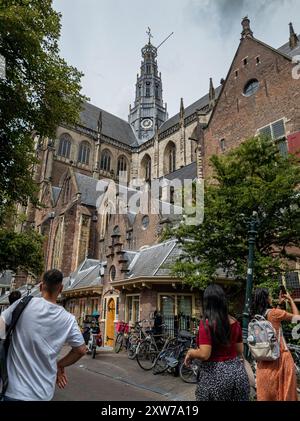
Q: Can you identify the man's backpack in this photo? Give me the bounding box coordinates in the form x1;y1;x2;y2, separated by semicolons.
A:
247;310;282;362
0;295;33;397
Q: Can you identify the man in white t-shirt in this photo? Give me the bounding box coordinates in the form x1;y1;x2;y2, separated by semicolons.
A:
0;269;86;401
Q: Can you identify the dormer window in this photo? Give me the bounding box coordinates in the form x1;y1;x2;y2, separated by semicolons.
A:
243;57;248;66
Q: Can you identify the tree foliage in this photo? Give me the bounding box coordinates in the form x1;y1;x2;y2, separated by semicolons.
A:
170;136;300;292
0;227;44;274
0;0;86;219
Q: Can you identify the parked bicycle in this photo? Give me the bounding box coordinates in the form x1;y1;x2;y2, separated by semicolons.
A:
153;330;198;383
114;321;130;353
127;319;150;360
136;324;169;370
287;344;300;394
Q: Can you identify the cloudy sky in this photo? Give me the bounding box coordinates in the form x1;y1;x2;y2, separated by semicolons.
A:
53;0;299;121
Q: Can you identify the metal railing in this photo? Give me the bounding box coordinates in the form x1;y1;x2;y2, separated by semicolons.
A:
162;314;200;337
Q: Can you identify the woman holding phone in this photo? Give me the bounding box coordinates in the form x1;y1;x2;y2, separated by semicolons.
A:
184;284;250;401
251;287;300;401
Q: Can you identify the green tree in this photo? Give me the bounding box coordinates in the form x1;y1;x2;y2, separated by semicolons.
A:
0;228;44;274
171;136;300;293
0;0;86;219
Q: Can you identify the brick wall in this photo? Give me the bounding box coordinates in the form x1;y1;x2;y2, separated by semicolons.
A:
204;36;300;177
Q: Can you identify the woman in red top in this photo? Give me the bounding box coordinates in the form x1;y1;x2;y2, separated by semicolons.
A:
185;284;250;401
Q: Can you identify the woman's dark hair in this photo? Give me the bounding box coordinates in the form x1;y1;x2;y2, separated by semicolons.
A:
203;284;230;346
251;288;270;316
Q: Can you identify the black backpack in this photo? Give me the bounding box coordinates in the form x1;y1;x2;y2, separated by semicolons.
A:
0;295;33;397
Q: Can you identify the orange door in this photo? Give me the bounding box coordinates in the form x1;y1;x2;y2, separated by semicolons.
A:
106;298;115;346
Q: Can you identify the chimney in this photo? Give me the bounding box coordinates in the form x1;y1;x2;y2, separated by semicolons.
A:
241;16;253;39
289;22;299;49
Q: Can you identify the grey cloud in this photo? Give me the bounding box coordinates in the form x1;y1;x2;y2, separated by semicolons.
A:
185;0;292;36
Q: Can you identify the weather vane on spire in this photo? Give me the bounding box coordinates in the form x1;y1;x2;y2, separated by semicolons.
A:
146;27;153;44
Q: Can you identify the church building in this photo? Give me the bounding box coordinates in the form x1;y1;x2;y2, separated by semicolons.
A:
18;18;300;344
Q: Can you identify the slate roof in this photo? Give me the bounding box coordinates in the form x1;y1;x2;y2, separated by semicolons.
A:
159;86;222;134
80;102;138;147
278;35;300;58
0;270;14;287
0;284;41;306
63;258;104;292
161;162;197;182
75;172;108;207
125;240;177;278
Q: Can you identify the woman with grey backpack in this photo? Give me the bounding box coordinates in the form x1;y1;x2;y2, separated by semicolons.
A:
250;288;299;401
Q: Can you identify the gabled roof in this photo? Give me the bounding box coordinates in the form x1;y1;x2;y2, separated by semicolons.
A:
124;240;177;278
63;258;104;292
159;86;222;134
278;35;300;58
74;172;108;207
161;161;197;182
80;102;138;147
207;33;296;127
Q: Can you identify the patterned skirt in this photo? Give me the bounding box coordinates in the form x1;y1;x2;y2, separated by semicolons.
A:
195;357;250;401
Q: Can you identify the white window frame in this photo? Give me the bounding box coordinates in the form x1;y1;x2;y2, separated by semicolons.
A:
125;294;140;324
157;293;196;317
257;117;287;141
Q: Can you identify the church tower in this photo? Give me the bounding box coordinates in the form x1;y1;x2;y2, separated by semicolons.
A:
128;28;168;144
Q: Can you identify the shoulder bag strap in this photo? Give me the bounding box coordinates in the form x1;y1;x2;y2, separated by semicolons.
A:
1;295;33;398
5;295;33;349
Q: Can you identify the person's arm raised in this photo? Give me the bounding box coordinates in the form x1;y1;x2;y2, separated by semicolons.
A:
284;292;299;317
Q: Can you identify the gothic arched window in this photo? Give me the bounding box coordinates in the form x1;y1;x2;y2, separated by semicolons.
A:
141;154;151;182
117;156;127;175
145;82;151;97
78;141;90;165
58;133;72;158
100;150;111;172
164;141;176;174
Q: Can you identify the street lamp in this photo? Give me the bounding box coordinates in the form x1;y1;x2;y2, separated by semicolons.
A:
26;283;33;296
242;211;259;358
26;272;35;296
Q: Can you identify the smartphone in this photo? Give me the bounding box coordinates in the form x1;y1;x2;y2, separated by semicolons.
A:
280;285;287;295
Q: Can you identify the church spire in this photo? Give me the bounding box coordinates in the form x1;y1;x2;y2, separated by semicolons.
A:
241;16;253;39
128;29;168;144
180;97;184;120
209;77;215;108
289;22;299;49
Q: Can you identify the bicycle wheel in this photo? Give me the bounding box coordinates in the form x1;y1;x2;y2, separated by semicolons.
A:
295;363;300;394
179;360;198;384
136;341;158;370
92;346;96;359
152;349;171;374
127;334;139;360
114;333;123;353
